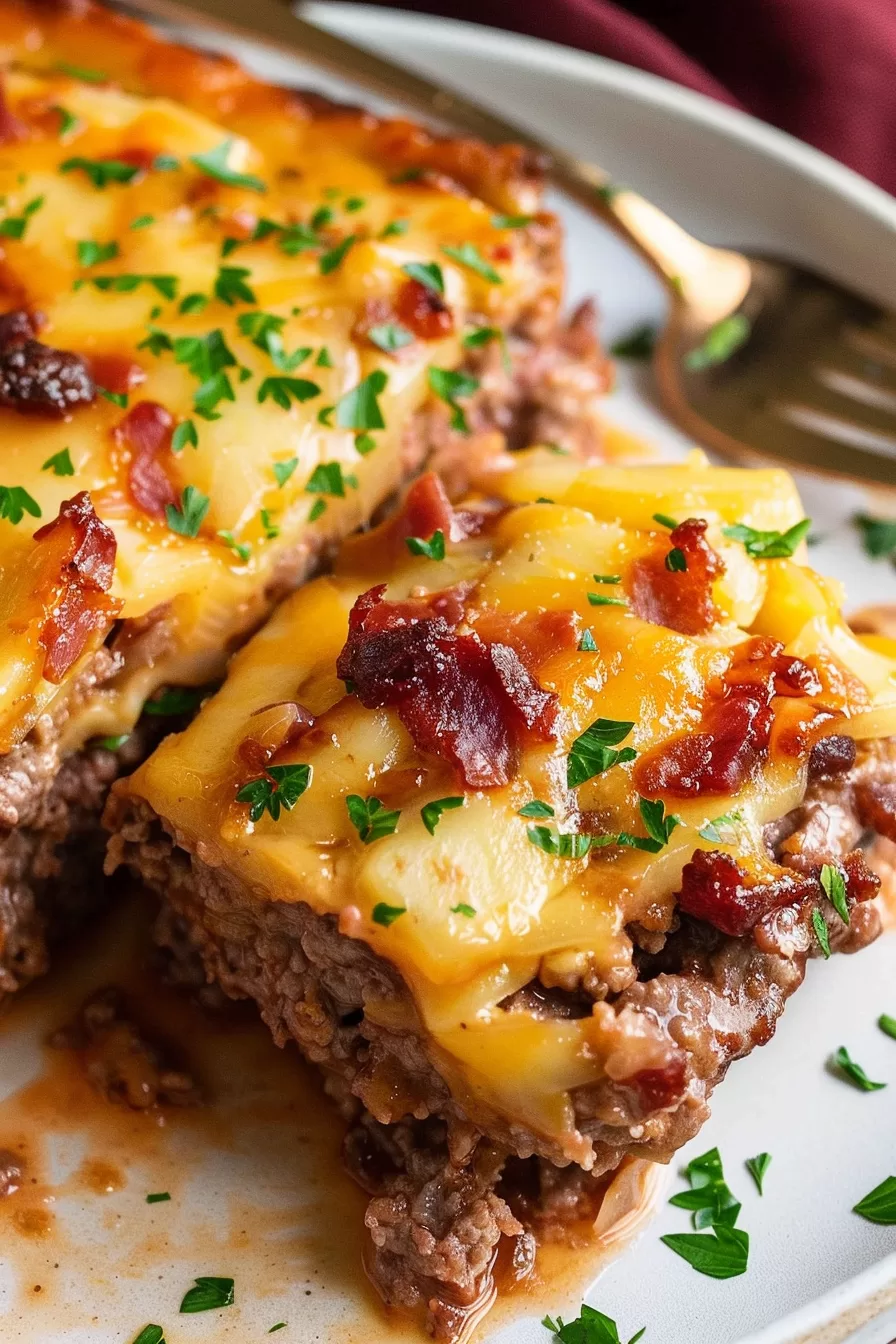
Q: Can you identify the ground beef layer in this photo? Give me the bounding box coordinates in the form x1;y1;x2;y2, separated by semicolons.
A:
0;308;610;1002
107;737;891;1340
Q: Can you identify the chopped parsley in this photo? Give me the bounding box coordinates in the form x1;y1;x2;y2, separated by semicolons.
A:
336;369;388;430
380;218;409;239
652;512;677;529
587;591;628;608
610;324;656;360
0;194;44;240
52;105;80;138
406;530;445;561
567;718;636;788
269;1327;287;1336
82;273;178;299
236;765;311;822
592;574;622;585
820;863;849;925
98;387;128;407
853;1176;896;1224
130;214;155;230
578;629;597;652
854;513;896;560
190;140;265;193
665;546;687;572
543;1305;645;1344
60;156;141;188
462;324;510;371
308;499;326;523
661;1224;749;1279
320;235;356;274
368;321;414;354
614;797;681;853
316;347;333;368
0;485;41;525
214;265;256;306
41;447;74;476
179;292;208;315
685;313;750;371
722;518;811;559
143;687;209;717
347;795;401;843
77;238;119;266
745;1153;771;1196
698;810;743;843
165;485;210;539
668;1149;740;1230
441;242;502;284
344;196;365;212
55;61;107;82
832;1046;887;1093
277;222;322;256
172;419;198;453
218;530;251;561
372;902;405;926
258;376;321;410
421;796;464;834
237;311;310;371
146;1192;170;1204
131;1328;165;1344
451;903;476;917
812;907;832;958
179;1276;235;1313
663;1148;749;1277
427;366;479;433
305;462;356;499
273;457;298;487
879;1014;896;1041
518;800;554;819
402;260;444;294
527;827;595;859
259;508;279;539
96;735;129;751
492;214;533;229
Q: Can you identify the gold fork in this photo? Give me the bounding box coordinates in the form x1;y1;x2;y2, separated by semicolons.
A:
127;0;896;488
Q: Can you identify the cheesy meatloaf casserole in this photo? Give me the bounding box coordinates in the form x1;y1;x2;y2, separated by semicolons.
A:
107;453;896;1338
0;0;609;998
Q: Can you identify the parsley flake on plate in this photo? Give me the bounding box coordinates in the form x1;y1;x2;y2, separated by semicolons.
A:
812;907;832;958
76;238;119;266
661;1224;749;1279
614;797;681;853
85;273;178;299
567;718;636;789
722;518;811;559
0;194;44;240
52;105;80;138
179;1275;235;1313
526;826;593;859
368;321;414;354
320;234;356;274
441;242;502;284
402;260;444;294
0;485;41;525
146;1192;170;1204
427;366;479;433
380;218;409;239
258;376;321;410
879;1014;896;1041
214;264;256;306
131;1328;165;1344
406;529;445;561
172;419;198;453
190;140;265;193
610;324;656;360
518;800;555;819
346;795;401;844
305;462;356;498
372;902;405;926
421;796;464;834
218;530;251;562
854;513;896;560
41;447;74;476
336;369;388;430
831;1046;887;1093
273;457;298;487
60;156;141;188
853;1176;896;1224
745;1153;771;1196
236;764;312;823
165;485;210;539
543;1304;645;1344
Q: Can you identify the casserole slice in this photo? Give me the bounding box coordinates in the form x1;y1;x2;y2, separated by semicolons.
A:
107;454;896;1339
0;0;608;996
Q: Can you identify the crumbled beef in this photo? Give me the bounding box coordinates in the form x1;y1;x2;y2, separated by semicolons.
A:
0;308;94;416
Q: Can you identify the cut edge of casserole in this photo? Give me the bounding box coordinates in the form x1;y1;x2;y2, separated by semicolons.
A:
0;0;613;995
106;453;896;1339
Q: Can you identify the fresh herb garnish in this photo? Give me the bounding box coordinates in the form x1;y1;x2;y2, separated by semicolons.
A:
190;140;265;192
96;734;129;751
428;366;479;433
236;764;312;822
652;512;678;529
543;1305;645;1344
492;213;533;229
344;196;365;212
685;313;750;371
578;629;597;652
305;462;356;499
237;311;310;371
41;447;74;476
587;591;628;607
258;376;321;410
745;1153;771;1196
56;61;106;82
259;508;279;539
820;863;849;924
146;1192;170;1204
451;903;476;917
98;387;128;407
346;795;400;843
179;1276;235;1313
131;1328;165;1344
0;194;44;240
421;796;464;834
854;514;896;560
172;420;198;453
567;718;636;789
518;800;555;819
214;265;255;306
832;1046;887;1093
372;902;405;926
610;324;656;360
143;687;209;717
77;238;119;267
336;369;388;430
307;499;326;523
218;530;251;561
380;218;409;239
165;485;210;538
130;214;155;230
82;273;178;299
406;530;445;561
879;1014;896;1041
268;1327;287;1336
722;519;812;559
60;156;141;188
402;261;444;294
368;321;414;354
52;105;80;138
614;797;681;853
272;458;298;487
853;1176;896;1224
179;292;208;315
527;826;594;859
698;810;743;843
665;547;687;572
0;485;41;525
661;1225;749;1279
320;235;356;274
441;242;502;284
812;907;832;958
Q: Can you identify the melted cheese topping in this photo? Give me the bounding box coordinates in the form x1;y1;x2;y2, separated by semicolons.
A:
120;456;896;1160
0;43;548;750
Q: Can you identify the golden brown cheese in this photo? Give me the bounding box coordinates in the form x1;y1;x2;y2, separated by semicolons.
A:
0;0;555;752
117;455;896;1159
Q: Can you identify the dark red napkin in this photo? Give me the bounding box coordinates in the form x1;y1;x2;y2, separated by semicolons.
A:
356;0;896;197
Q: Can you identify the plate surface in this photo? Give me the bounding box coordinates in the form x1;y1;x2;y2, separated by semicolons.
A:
3;7;896;1343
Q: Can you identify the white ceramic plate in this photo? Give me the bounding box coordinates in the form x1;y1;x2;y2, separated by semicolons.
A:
3;7;896;1343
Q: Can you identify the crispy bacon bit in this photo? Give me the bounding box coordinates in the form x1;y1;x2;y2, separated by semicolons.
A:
0;79;27;145
395;278;454;340
807;733;857;781
336;584;558;788
32;492;120;683
855;780;896;843
471;609;579;669
678;850;817;938
395;471;484;548
90;353;146;397
629;517;724;636
619;1057;688;1115
636;637;821;799
115;401;177;520
0;307;95;417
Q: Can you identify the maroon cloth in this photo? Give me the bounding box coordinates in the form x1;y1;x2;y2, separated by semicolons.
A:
357;0;896;197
